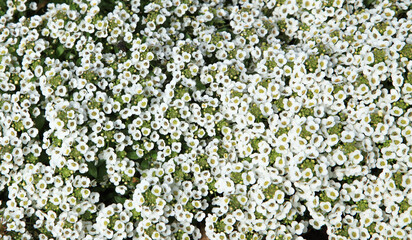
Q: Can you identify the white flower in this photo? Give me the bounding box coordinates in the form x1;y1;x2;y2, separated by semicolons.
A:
319;202;331;212
290;221;304;235
76;141;89;154
115;186;127;195
288;166;302;182
341;130;355;143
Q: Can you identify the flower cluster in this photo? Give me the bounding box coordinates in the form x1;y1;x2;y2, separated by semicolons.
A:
0;0;411;239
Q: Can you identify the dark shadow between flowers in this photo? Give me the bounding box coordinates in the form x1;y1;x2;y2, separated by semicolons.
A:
302;225;328;240
370;167;383;177
363;0;378;9
0;189;8;207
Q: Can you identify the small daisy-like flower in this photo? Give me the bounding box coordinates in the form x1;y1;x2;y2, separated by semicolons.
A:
341;130;355;143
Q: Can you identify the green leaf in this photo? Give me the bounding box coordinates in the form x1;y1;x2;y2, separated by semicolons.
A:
127;151;139;160
74;56;82;65
56;45;64;57
87;162;98;179
140;159;150;170
39;151;48;164
0;0;7;12
97;164;107;181
217;27;229;32
195;79;206;90
363;0;377;6
34;115;46;130
114;196;126;204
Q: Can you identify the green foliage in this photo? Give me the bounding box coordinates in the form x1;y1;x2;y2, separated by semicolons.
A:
195;78;207;90
143;190;157;206
275;127;289;137
319;191;335;204
26;153;39;164
131;209;142;220
277;20;287;32
399;199;410;213
208;179;217;192
342;142;357;154
184;201;194;211
306;90;314;99
250;138;262;151
274;97;285;112
355;199;369;211
263;184;279;199
214;220;226;232
305;54;319;73
140;158;151;170
0;1;7;16
298;159;316;171
68;145;80;159
99;0;120;17
269;150;282;164
174;168;186;181
332;85;344;94
393;172;405;190
231;90;244;98
217;145;228;158
367;222;376;234
114;196;126;204
229;195;242;209
87;162;98;179
374;22;389;35
230;172;243;184
405;72;412;84
299;126;313;139
324;0;335;7
216;120;229;131
166;107;180;119
265;60;277;71
370;112;384;127
335;225;349;237
196;154;209;170
243;157;252;163
281;211;298;225
327;123;343;136
354;74;369;87
255;211;266;219
56;45;65;57
299;23;310;32
300;108;315;118
342;175;362;184
81;210;94;221
127;151;140;160
58;166;73;179
373;48;386;64
202;106;216;115
1;0;411;239
400;44;412;59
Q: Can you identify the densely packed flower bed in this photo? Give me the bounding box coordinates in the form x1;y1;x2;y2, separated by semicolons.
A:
0;0;411;239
